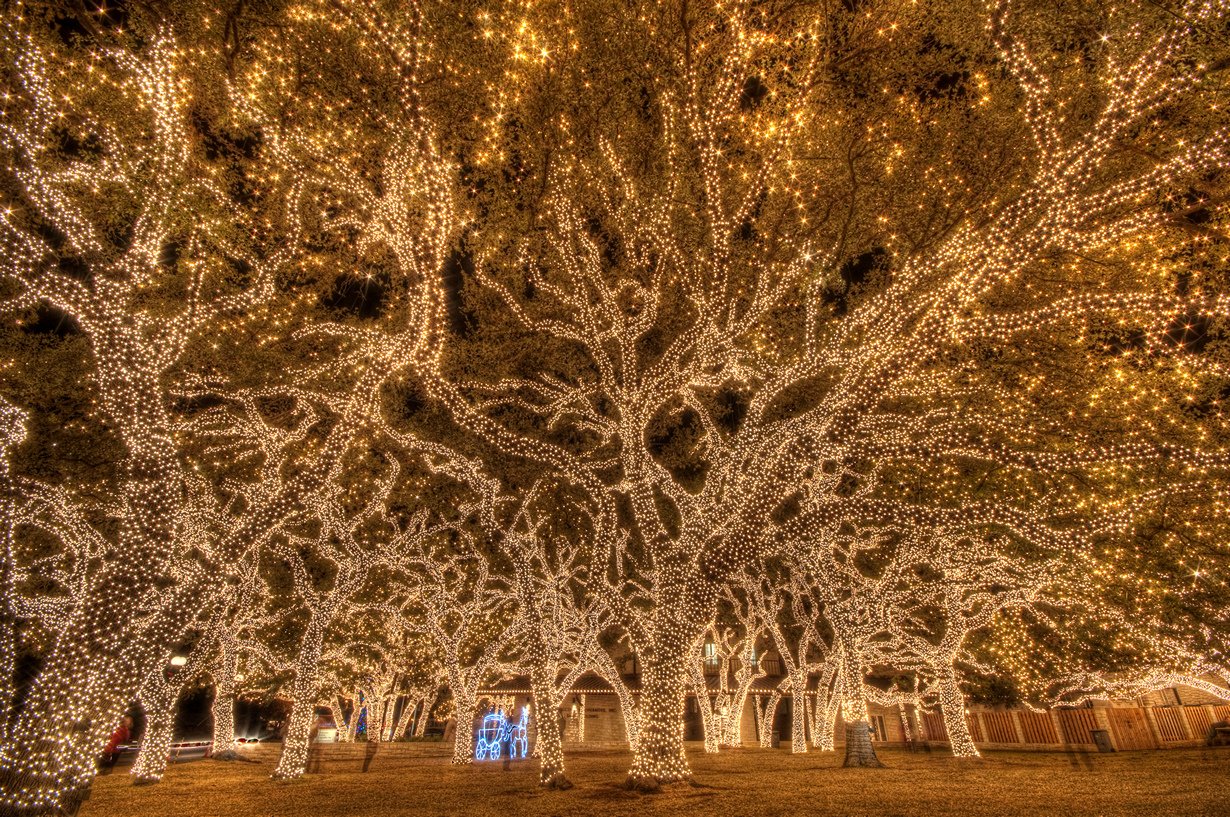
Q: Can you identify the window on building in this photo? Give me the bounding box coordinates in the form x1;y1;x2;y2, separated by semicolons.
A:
703;641;719;672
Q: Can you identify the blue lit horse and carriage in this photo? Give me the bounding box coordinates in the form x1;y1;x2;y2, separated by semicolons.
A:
475;706;529;760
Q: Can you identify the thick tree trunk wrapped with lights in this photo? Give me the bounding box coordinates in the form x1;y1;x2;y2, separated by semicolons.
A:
390;696;413;741
271;606;331;781
528;667;571;789
344;697;361;743
816;686;841;753
625;620;696;789
788;670;810;754
130;687;178;787
724;647;764;748
758;690;781;749
687;646;720;755
937;670;979;759
131;623;218;785
840;657;883;769
413;690;439;739
210;643;239;759
449;690;479;766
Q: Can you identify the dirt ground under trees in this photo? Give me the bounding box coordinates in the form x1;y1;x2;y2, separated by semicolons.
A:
79;743;1230;817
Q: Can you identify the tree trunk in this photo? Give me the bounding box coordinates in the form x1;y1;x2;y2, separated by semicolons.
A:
843;718;883;768
210;646;238;759
130;681;178;785
271;689;318;779
413;691;437;738
367;697;387;743
344;693;360;742
698;693;719;754
726;671;756;747
617;696;641;751
211;687;236;754
758;689;781;748
809;667;837;750
391;696;414;740
626;644;690;790
898;703;913;743
840;661;883;768
939;670;979;758
0;358;201;814
789;670;808;754
689;660;719;754
0;564;168;814
817;679;841;752
529;671;571;789
271;611;327;780
450;692;477;765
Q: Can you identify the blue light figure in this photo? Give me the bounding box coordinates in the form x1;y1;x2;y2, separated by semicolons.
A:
507;707;529;760
474;705;531;760
475;708;506;760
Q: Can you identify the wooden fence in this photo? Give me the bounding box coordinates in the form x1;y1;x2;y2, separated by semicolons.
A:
922;711;947;740
1187;705;1216;739
1107;707;1156;750
966;712;985;742
982;711;1018;744
1054;708;1099;745
1017;711;1058;744
1152;707;1188;742
906;702;1226;752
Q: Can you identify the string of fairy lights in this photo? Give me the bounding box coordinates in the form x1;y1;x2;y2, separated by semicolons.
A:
0;0;1228;808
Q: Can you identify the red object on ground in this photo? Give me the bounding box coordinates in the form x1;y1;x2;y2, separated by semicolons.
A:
104;723;131;756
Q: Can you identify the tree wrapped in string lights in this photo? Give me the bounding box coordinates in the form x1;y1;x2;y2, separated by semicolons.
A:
399;528;519;766
687;611;765;753
883;532;1048;758
128;624;219;785
459;0;844;786
739;567;825;755
0;0;469;799
0;13;306;809
454;0;1230;784
502;490;617;788
0;397;26;747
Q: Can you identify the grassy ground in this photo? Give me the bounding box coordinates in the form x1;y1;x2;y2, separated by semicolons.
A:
79;742;1230;817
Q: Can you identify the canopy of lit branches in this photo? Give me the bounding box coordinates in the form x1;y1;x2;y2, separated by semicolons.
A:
0;0;1228;811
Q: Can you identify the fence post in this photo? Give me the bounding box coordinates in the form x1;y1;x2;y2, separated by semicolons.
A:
1093;705;1120;750
1008;710;1025;744
1048;709;1065;746
1176;706;1195;741
1139;704;1163;748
